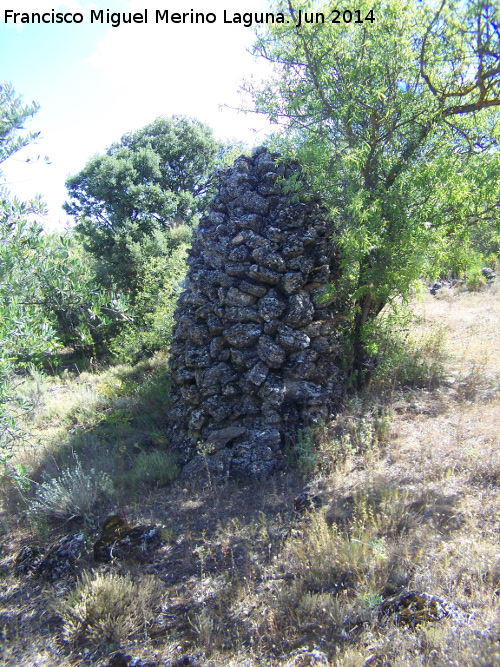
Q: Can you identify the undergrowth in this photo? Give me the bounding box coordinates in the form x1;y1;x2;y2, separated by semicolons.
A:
0;288;499;667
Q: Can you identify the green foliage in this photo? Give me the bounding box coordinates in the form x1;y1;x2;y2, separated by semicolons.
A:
130;450;180;487
0;85;56;452
65;116;230;295
0;81;40;167
369;307;447;390
248;0;500;379
465;265;488;292
109;241;189;362
285;408;384;477
0;215;132;355
0;83;133;463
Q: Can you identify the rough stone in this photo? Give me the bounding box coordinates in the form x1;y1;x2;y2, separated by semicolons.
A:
257;335;286;368
280;271;307;295
248;264;280;285
224;323;262;348
285;292;315;328
258;289;287;321
166;149;345;478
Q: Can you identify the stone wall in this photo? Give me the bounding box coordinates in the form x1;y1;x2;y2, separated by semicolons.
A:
166;147;345;478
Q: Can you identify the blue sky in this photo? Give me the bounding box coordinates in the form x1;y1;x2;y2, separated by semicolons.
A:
0;0;273;229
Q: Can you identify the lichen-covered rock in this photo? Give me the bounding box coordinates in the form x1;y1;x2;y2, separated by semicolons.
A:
167;148;345;478
93;516;162;562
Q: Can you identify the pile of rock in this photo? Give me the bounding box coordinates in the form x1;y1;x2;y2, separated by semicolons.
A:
166;148;345;478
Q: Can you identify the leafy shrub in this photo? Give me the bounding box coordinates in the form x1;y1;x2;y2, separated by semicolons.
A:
55;570;163;645
285;408;387;477
466;266;487;292
110;243;188;363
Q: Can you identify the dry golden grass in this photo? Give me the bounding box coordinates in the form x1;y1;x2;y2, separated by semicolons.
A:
0;284;499;666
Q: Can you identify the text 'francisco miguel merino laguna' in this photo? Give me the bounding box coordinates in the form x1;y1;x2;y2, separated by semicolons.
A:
3;9;375;28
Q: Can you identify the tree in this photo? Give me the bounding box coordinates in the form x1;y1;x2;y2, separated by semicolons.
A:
247;0;500;383
0;214;132;356
0;82;40;168
64;116;230;294
0;83;132;451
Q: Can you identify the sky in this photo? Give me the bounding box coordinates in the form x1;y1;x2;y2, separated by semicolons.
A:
0;0;276;230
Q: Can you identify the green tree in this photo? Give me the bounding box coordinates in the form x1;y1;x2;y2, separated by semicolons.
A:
0;84;131;451
0;220;132;355
64;116;230;294
0;82;51;448
0;81;40;167
248;0;500;383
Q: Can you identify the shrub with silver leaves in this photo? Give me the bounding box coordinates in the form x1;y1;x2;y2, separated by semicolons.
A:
29;462;98;520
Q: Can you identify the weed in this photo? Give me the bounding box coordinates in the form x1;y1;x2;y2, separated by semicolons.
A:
130;450;180;487
369;307;447;391
55;570;163;646
189;608;214;649
466;266;487;292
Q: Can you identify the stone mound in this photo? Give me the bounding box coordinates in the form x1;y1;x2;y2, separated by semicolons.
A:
167;147;345;478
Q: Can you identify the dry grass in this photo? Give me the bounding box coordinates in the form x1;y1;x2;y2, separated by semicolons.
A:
55;570;164;646
0;284;499;666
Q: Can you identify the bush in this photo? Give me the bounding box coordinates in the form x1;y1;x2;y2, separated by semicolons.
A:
55;570;163;646
110;242;188;363
466;266;488;292
28;460;107;521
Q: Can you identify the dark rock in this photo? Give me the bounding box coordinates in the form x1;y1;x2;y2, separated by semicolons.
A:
237;213;264;231
285;292;314;328
257;335;286;368
246;360;269;387
239;191;270;216
224;286;257;307
248;264;280;285
377;590;466;627
258;289;287;321
258;373;286;407
202;396;233;422
239;280;268;297
167;149;344;478
280;271;307;295
228;244;251;262
224;323;262;348
252;247;287;272
188;408;207;430
224;306;262;323
14;545;44;576
230;347;259;369
15;535;87;581
207;425;246;449
93;517;162;563
107;652;159;667
276;322;310;353
294;491;322;513
226;262;252;278
184;349;211;368
481;267;497;281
